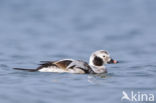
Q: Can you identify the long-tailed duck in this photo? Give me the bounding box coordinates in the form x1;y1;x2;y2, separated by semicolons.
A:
13;50;117;74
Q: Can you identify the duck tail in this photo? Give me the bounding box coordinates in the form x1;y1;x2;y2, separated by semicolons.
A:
13;68;37;72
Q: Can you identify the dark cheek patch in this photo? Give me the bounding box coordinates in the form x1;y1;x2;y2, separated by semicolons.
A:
93;56;103;66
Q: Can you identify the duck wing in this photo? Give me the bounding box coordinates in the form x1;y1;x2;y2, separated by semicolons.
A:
67;60;93;73
37;59;73;70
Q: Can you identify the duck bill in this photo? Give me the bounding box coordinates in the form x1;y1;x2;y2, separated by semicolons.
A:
108;59;118;64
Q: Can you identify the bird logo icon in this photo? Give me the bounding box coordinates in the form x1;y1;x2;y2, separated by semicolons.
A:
121;91;131;101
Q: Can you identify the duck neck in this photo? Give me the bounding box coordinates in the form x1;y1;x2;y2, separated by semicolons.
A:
89;55;107;73
89;55;95;66
89;59;106;74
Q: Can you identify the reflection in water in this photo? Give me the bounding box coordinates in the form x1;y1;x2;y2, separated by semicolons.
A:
0;0;156;103
87;74;108;85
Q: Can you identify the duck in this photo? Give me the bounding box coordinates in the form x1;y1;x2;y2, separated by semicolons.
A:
13;50;117;74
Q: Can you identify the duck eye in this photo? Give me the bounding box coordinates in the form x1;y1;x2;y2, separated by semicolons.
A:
103;56;105;57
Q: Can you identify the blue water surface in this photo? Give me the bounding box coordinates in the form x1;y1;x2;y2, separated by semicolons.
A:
0;0;156;103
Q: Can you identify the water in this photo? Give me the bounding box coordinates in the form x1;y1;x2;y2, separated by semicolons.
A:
0;0;156;103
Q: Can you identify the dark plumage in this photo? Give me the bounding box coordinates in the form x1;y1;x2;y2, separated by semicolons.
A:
93;56;103;66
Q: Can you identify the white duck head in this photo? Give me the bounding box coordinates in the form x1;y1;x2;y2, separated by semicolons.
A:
89;50;117;73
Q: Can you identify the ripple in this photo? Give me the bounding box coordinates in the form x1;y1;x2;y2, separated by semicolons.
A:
0;0;156;103
0;64;8;68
